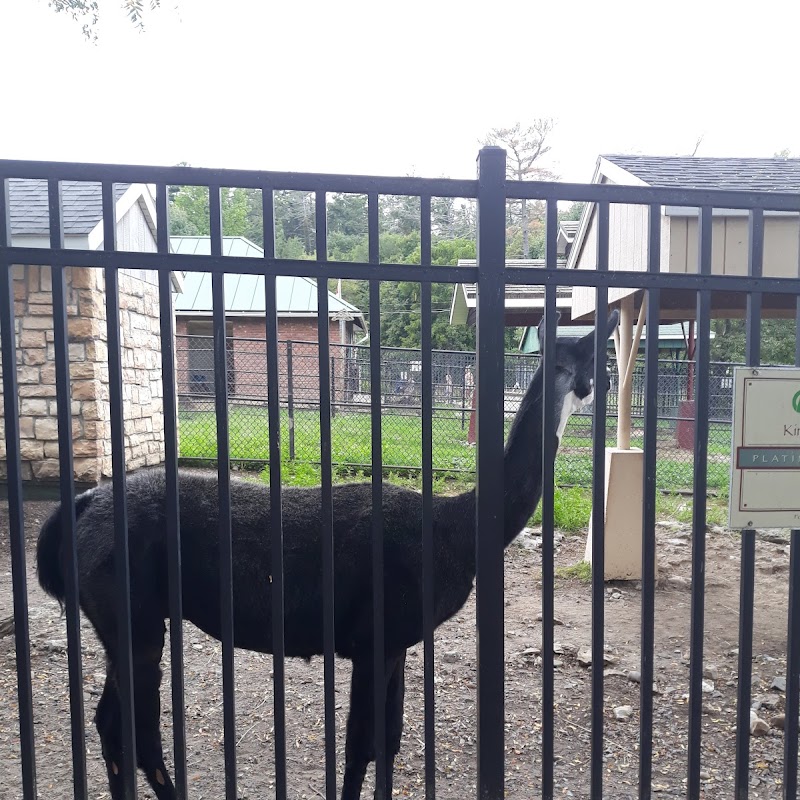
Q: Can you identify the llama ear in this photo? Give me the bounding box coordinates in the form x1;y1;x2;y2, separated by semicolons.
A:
537;311;561;353
577;308;618;358
606;309;620;338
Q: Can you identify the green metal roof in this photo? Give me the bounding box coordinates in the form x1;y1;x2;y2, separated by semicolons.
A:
171;236;363;323
519;323;713;353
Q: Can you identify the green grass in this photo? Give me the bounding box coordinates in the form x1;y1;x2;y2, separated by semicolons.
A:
179;407;735;534
555;561;592;582
531;486;593;531
178;406;733;497
655;492;729;527
180;407;479;473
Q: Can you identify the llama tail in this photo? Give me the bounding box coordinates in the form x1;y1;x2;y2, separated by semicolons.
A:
36;489;95;608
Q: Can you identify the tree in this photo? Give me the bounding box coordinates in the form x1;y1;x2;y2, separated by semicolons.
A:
431;197;476;241
165;167;522;353
168;183;264;249
48;0;161;39
380;195;420;237
327;193;368;238
558;202;585;222
711;319;798;365
274;191;315;255
689;134;705;157
483;121;556;258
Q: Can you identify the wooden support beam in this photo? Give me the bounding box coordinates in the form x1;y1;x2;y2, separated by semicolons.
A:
624;295;647;388
616;295;635;449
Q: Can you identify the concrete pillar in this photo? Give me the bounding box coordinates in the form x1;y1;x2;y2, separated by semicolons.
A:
584;448;657;580
584;294;656;581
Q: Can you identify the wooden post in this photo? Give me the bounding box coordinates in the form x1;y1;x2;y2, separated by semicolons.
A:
613;294;646;450
615;296;635;449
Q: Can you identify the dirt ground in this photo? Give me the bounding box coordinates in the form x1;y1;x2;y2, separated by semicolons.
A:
0;499;795;799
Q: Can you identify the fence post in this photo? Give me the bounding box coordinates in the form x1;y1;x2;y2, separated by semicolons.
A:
474;145;506;800
330;354;337;418
287;341;295;460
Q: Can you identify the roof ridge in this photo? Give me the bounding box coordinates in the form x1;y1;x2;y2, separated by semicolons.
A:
603;153;800;162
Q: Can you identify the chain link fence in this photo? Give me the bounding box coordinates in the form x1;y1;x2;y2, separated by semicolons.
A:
176;334;740;492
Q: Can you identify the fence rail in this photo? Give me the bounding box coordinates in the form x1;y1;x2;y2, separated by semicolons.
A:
2;150;800;800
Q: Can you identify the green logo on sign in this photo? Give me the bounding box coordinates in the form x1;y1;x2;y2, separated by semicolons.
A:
794;390;800;413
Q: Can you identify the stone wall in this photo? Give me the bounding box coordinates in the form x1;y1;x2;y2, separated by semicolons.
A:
0;264;166;485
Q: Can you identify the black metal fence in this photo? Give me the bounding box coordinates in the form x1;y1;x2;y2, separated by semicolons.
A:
177;333;742;491
2;150;800;800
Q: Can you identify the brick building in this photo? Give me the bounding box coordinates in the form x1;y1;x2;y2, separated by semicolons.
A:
2;180;184;487
172;236;365;407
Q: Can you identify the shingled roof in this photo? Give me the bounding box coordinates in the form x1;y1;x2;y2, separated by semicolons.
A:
602;155;800;193
8;179;130;235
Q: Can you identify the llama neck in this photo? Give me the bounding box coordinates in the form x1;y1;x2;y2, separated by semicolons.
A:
437;365;554;571
501;365;551;545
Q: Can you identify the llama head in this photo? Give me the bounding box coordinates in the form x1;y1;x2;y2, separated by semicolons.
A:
537;309;620;442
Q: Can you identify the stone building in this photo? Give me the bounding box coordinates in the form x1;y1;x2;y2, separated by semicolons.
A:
2;180;183;488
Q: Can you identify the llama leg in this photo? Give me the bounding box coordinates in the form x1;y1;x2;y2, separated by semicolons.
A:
124;620;175;800
381;651;407;800
133;656;175;799
95;668;126;800
342;657;373;800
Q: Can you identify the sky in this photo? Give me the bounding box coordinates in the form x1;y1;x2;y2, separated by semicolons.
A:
1;0;798;183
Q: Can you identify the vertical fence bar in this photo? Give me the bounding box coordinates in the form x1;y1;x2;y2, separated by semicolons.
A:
368;191;388;799
262;184;288;800
331;355;337;417
475;146;507;800
287;340;295;460
787;534;800;800
0;178;37;800
461;369;467;429
48;178;89;800
639;203;661;800
315;189;338;800
786;284;800;799
420;194;436;800
155;184;188;799
687;205;712;799
210;185;237;800
735;208;763;800
102;181;138;799
590;200;610;800
540;200;558;800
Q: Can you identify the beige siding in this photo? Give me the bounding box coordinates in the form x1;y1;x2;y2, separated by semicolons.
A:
117;199;158;286
609;201;648;272
573;207;800;320
668;216;800;277
668;218;688;273
572;193;668;319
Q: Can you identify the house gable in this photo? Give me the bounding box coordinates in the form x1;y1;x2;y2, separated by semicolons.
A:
566;154;800;321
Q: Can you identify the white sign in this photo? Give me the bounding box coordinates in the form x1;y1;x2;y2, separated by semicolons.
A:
729;367;800;529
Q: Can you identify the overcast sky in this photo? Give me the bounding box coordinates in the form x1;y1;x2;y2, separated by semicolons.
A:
1;0;798;183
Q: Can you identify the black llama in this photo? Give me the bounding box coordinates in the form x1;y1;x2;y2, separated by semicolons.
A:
37;311;619;800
